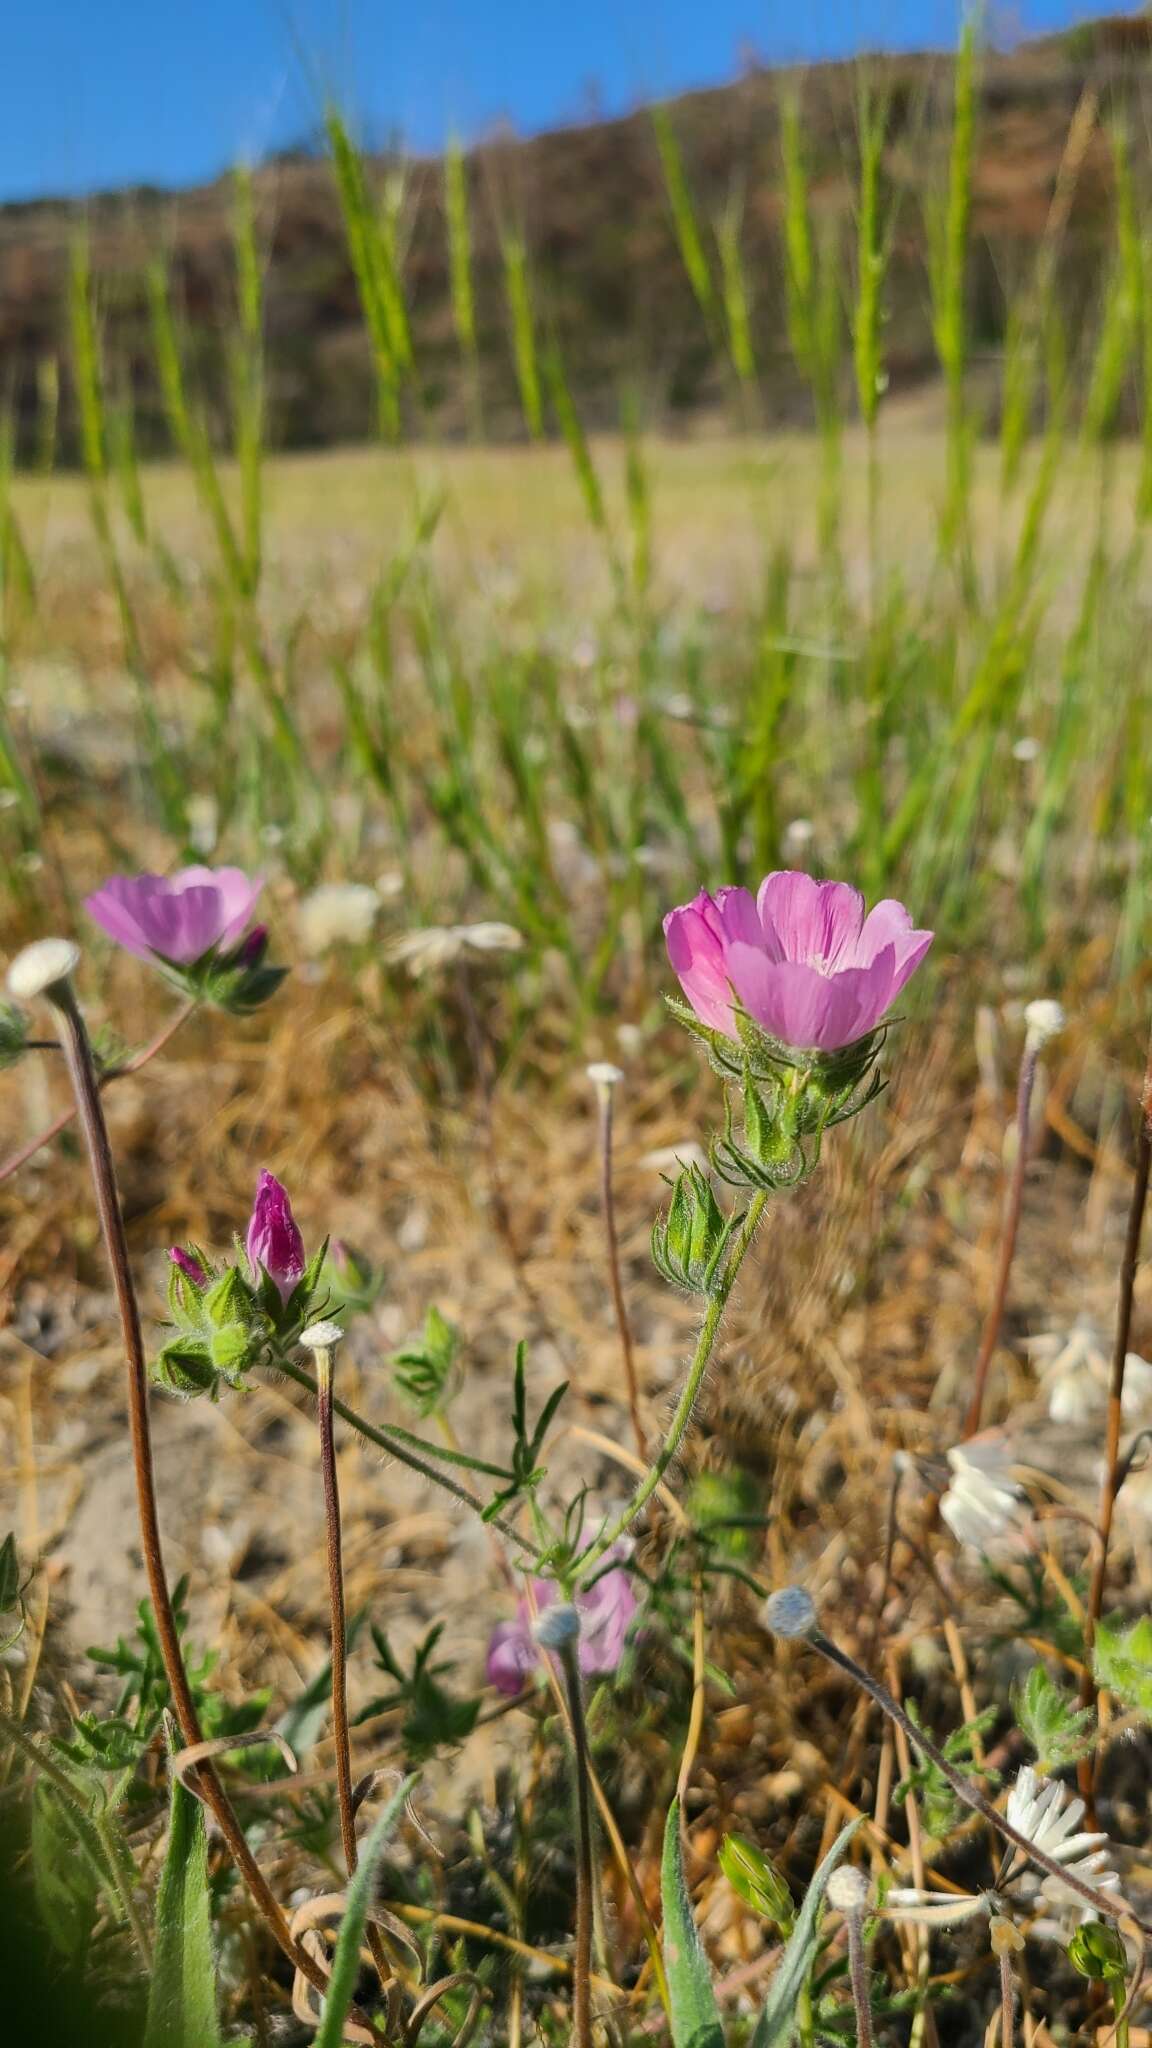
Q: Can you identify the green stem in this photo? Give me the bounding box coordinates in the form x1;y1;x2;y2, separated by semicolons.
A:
275;1356;541;1560
576;1190;768;1582
1110;1973;1130;2048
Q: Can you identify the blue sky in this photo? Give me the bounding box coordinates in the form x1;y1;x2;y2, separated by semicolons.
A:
4;0;1125;203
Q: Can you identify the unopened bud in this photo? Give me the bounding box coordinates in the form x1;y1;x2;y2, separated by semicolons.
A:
827;1866;869;1914
1068;1920;1127;1980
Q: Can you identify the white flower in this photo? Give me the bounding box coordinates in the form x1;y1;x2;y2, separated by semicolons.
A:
940;1437;1026;1553
883;1887;991;1928
1026;1317;1152;1424
389;923;524;978
297;883;380;955
1004;1766;1123;1913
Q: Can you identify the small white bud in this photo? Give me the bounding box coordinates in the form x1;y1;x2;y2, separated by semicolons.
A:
299;1319;344;1352
7;938;81;1002
1024;999;1065;1052
533;1602;581;1650
763;1586;817;1639
826;1866;869;1914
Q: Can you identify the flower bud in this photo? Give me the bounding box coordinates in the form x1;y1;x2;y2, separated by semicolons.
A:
1024;1000;1065;1053
652;1161;743;1296
718;1834;795;1930
168;1246;208;1288
246;1170;306;1302
1067;1921;1128;1981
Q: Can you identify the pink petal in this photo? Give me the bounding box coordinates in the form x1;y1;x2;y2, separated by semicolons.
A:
84;878;158;959
756;871;866;970
664;894;738;1039
726;947;899;1051
173;865;264;949
848;898;934;982
485;1619;536;1695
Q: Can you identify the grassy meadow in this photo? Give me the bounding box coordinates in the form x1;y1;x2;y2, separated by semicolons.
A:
5;33;1152;2047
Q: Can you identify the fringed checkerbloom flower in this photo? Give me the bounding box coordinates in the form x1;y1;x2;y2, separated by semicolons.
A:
85;866;263;964
664;870;932;1054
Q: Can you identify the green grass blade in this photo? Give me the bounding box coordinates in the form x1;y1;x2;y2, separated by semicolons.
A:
661;1799;724;2048
314;1774;419;2047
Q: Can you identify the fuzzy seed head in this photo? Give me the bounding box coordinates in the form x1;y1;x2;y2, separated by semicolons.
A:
1024;999;1065;1052
6;938;81;1003
826;1866;869;1914
763;1586;817;1639
533;1602;581;1650
586;1061;625;1090
299;1319;344;1352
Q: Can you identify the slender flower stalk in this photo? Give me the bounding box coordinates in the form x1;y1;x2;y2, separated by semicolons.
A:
576;1189;768;1582
0;998;195;1186
5;942;336;2009
302;1319;395;2001
992;1916;1022;2048
1079;1018;1152;1801
537;1606;596;2048
588;1063;646;1457
761;1587;1144;1931
302;1321;357;1877
965;1002;1063;1437
827;1867;874;2048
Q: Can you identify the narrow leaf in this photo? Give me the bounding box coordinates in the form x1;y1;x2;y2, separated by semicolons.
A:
144;1748;223;2048
314;1774;419;2047
751;1818;863;2048
661;1799;724;2048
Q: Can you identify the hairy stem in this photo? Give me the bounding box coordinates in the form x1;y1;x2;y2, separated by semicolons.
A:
577;1189;768;1581
558;1637;596;2048
0;998;195;1186
965;1039;1040;1436
45;980;338;2008
276;1354;541;1559
596;1083;646;1457
1078;1022;1152;1801
845;1906;875;2048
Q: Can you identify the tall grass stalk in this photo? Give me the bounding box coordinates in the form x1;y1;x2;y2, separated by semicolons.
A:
926;20;978;580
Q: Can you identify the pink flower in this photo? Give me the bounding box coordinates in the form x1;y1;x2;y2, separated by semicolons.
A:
84;867;263;965
245;1170;306;1301
168;1246;208;1287
486;1550;638;1695
664;870;933;1054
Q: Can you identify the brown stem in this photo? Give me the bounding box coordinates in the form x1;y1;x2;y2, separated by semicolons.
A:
0;999;194;1186
964;1041;1039;1437
1078;1024;1152;1801
314;1341;395;1998
45;980;339;2008
558;1637;595;2048
597;1087;646;1459
845;1907;875;2048
999;1950;1015;2048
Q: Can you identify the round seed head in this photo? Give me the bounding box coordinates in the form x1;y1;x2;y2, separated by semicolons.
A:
762;1586;817;1639
826;1866;869;1914
586;1061;625;1090
1024;999;1065;1051
533;1602;581;1651
7;938;81;1003
299;1319;344;1352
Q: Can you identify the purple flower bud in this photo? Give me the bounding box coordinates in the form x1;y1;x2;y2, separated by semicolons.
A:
231;922;269;969
168;1246;208;1287
245;1169;306;1302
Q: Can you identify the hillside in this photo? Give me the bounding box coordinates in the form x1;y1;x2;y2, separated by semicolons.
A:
2;10;1151;458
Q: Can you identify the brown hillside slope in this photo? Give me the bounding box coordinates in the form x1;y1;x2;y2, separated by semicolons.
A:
2;11;1150;457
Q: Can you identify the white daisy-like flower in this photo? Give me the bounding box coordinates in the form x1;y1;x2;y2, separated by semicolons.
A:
389;922;524;978
940;1436;1027;1553
1004;1766;1123;1914
1025;1317;1152;1425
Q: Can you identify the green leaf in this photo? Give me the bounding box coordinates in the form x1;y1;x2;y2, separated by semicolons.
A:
751;1818;863;2048
314;1774;419;2048
1014;1663;1094;1769
1094;1614;1152;1716
144;1741;224;2048
661;1799;724;2048
30;1782;100;1958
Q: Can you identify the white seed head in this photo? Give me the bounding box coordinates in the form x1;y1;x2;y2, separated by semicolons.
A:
586;1061;625;1091
533;1602;581;1650
1024;999;1065;1052
6;937;81;1003
763;1586;817;1639
826;1866;869;1914
299;1319;344;1352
